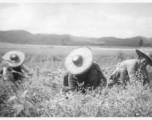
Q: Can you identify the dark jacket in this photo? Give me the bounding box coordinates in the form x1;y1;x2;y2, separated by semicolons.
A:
67;62;107;90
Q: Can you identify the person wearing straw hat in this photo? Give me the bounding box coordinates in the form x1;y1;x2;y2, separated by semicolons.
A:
0;50;33;82
62;47;107;93
108;49;152;88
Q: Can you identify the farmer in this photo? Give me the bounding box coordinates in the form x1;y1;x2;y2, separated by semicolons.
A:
0;50;33;82
108;49;152;88
62;47;107;93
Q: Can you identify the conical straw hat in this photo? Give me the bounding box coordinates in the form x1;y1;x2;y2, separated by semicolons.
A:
64;47;93;75
2;50;25;67
136;49;152;66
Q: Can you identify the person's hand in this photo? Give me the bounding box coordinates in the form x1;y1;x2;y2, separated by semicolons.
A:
1;61;9;68
61;87;69;94
3;75;9;81
28;72;33;77
60;89;65;94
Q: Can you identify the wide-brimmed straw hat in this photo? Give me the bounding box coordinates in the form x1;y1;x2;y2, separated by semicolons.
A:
64;47;93;75
136;49;152;66
2;50;25;67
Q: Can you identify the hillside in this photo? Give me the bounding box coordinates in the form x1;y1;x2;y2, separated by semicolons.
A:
0;30;152;47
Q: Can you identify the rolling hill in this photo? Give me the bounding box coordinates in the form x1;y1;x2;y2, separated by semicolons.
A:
0;30;152;47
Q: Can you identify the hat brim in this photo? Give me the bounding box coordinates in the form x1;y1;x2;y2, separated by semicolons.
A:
65;47;93;75
136;49;152;66
2;51;25;67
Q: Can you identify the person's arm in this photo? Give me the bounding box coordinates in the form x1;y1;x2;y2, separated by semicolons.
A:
93;63;107;87
142;68;150;85
62;74;77;93
0;61;9;75
0;67;3;75
21;64;33;76
0;61;11;80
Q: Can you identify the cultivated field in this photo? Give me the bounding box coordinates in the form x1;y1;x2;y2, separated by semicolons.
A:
0;44;152;117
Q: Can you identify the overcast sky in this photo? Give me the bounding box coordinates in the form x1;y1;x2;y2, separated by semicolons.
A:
0;1;152;38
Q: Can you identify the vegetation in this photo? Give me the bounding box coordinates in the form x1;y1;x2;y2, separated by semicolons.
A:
0;45;152;117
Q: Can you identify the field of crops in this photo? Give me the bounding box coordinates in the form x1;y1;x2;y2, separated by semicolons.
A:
0;44;152;117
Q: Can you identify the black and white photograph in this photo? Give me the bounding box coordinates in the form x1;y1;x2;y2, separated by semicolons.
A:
0;0;152;117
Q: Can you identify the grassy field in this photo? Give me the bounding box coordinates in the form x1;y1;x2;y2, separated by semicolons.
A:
0;44;152;117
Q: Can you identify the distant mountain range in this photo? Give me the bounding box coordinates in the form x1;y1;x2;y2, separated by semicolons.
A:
0;30;152;47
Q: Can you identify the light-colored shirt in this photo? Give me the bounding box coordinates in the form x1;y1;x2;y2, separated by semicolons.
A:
116;59;148;82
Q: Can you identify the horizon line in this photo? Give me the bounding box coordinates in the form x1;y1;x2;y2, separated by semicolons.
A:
0;29;151;39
